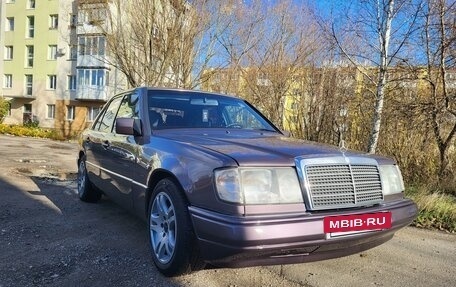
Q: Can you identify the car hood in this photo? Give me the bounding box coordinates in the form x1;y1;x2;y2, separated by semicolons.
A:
154;129;383;166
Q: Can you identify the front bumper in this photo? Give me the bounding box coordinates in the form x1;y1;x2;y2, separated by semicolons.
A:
189;199;417;267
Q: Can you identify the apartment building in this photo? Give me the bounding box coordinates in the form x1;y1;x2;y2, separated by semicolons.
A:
59;0;125;136
1;0;70;129
1;0;191;135
0;0;125;136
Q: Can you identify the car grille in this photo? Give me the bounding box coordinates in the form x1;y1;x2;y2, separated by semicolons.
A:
305;164;383;210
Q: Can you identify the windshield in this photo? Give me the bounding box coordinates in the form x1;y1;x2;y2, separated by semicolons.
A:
147;90;277;131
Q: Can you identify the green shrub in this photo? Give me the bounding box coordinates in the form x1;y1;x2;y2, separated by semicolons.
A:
0;124;65;140
24;119;40;128
0;98;9;123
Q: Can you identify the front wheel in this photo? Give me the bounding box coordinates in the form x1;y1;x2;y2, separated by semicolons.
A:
77;157;101;203
148;178;204;276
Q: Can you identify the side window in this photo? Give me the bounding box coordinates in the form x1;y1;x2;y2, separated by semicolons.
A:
113;92;140;133
95;96;123;133
116;92;140;119
92;107;106;130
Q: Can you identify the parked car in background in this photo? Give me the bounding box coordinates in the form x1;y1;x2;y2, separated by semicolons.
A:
77;87;418;276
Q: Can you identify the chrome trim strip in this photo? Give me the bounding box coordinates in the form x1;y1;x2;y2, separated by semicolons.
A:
348;163;357;204
86;161;148;189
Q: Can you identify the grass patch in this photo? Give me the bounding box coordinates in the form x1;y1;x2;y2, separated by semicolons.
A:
406;185;456;233
0;124;66;140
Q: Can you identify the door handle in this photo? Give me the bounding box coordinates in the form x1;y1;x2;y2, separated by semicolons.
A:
125;154;136;162
102;140;110;149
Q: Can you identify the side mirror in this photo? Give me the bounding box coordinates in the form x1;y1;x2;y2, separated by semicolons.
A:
116;118;142;136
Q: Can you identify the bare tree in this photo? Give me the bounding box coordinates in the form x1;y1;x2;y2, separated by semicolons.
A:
327;0;421;153
238;1;320;129
89;0;231;89
414;0;456;178
291;57;358;147
212;0;265;94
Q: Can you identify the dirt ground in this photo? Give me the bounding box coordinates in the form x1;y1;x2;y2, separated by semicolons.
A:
0;135;455;287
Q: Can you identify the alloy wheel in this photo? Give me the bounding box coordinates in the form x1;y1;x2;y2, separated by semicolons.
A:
149;192;177;264
77;160;86;196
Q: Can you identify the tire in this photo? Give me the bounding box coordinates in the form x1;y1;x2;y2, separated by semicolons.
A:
77;157;102;203
148;178;205;276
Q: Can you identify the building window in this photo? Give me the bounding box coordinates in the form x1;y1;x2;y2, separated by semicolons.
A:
78;8;106;25
78;37;85;56
27;0;35;9
26;45;34;67
77;10;85;24
6;17;14;31
87;106;101;122
70;14;77;27
78;36;106;56
49;15;58;29
25;74;33;96
5;46;13;60
67;75;76;90
77;69;109;87
152;26;160;38
6;0;15;4
47;104;55;119
67;106;75;120
69;45;77;60
27;16;34;38
98;37;105;56
24;104;32;114
4;74;12;88
48;45;58;60
48;75;57;90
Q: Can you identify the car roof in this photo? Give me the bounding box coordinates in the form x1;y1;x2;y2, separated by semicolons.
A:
142;87;239;100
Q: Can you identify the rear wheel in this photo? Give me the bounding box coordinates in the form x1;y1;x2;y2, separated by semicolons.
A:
77;157;102;203
148;178;204;276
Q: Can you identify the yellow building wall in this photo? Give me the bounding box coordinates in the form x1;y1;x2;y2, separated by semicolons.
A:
55;100;98;137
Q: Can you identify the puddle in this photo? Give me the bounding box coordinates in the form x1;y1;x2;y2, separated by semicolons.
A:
34;176;78;188
45;144;73;150
15;167;77;181
16;159;48;163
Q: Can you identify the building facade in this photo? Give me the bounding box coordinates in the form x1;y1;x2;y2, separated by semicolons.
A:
58;0;125;137
1;0;197;136
0;0;125;136
1;0;69;129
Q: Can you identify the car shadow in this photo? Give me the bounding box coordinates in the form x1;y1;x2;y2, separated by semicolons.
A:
0;172;185;287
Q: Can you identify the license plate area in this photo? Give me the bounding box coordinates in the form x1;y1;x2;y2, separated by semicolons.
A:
323;212;392;237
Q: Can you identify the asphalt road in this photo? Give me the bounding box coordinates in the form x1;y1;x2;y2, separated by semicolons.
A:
0;134;454;287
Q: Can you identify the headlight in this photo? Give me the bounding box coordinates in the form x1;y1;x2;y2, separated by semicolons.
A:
214;167;303;204
379;165;405;195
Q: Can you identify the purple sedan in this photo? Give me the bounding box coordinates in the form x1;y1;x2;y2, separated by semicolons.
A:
77;87;417;276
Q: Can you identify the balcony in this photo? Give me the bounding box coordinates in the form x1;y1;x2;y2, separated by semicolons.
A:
76;22;104;35
77;55;109;68
76;85;111;102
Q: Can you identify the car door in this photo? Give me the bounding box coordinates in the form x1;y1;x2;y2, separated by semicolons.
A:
84;95;123;193
100;92;142;209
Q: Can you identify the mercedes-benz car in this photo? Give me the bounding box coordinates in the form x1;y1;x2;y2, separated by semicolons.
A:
77;87;417;276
